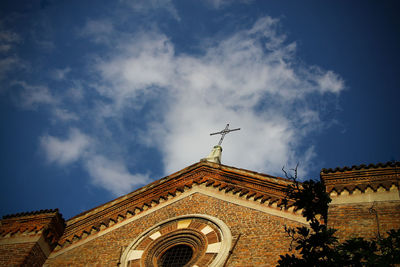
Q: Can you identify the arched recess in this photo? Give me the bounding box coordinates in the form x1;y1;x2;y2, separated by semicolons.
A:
120;214;232;267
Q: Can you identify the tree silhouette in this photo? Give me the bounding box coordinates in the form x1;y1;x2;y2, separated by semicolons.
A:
278;166;400;267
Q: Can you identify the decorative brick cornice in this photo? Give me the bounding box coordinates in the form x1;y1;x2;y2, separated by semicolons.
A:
0;209;65;249
55;161;297;251
321;161;400;194
2;209;60;219
321;161;400;174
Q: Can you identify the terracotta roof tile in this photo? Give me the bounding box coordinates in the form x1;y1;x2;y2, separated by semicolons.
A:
55;161;295;248
321;161;399;194
2;208;61;219
321;161;400;174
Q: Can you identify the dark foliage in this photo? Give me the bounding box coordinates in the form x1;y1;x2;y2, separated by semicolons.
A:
278;166;400;267
335;229;400;266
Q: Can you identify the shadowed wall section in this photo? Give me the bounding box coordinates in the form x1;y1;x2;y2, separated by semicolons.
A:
322;162;400;240
0;161;399;266
0;210;64;266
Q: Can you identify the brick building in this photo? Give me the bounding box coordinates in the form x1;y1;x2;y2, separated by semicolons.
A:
1;146;399;266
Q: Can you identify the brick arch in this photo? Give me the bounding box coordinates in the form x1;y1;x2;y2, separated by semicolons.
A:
120;214;232;267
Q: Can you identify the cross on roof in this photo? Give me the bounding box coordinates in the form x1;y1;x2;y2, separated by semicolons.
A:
210;124;240;146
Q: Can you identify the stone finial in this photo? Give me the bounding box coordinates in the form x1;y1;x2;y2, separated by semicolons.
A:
202;145;222;164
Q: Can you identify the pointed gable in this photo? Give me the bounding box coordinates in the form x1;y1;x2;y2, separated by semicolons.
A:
52;161;305;255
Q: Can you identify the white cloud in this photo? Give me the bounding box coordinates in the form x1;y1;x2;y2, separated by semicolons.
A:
85;155;150;196
33;15;344;196
52;108;79;122
95;32;175;105
40;128;91;165
40;127;148;196
12;81;80;122
13;81;57;109
316;70;345;94
93;16;344;177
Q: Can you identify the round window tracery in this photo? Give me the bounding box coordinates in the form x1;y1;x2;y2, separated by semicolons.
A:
121;214;232;267
158;244;193;267
143;229;207;266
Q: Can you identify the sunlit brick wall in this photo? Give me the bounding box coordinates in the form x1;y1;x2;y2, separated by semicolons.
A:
45;193;304;266
327;201;400;241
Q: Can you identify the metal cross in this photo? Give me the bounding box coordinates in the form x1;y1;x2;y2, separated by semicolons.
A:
210;124;240;146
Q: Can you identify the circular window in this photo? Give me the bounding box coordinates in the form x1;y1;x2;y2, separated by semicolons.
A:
143;229;206;266
159;244;193;267
121;215;232;267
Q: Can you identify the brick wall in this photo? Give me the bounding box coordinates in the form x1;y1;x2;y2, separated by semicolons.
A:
23;242;47;267
45;193;304;266
0;210;64;266
327;201;400;241
0;242;36;266
0;241;48;266
322;162;400;241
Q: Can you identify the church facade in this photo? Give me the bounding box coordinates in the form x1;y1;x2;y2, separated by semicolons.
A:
1;152;399;266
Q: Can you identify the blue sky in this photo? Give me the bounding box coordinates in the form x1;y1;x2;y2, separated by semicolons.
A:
1;0;399;219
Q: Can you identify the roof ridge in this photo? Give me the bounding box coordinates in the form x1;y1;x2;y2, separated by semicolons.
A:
55;180;300;252
57;163;295;249
2;208;60;219
321;161;400;174
67;161;289;222
66;161;206;222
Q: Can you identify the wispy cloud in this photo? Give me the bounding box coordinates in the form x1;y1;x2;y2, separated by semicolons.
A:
40;127;150;195
0;30;20;52
40;128;91;165
0;57;20;81
51;67;71;81
22;16;344;196
121;0;180;21
79;19;115;44
205;0;253;9
0;27;23;81
316;70;345;94
52;108;79;122
13;81;57;109
86;155;150;195
93;16;344;175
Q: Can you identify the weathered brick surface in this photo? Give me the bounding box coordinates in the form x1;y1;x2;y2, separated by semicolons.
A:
0;242;46;266
4;162;398;266
322;162;400;241
327;201;400;241
0;210;64;266
60;162;293;248
0;242;35;266
45;193;304;266
23;242;47;267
